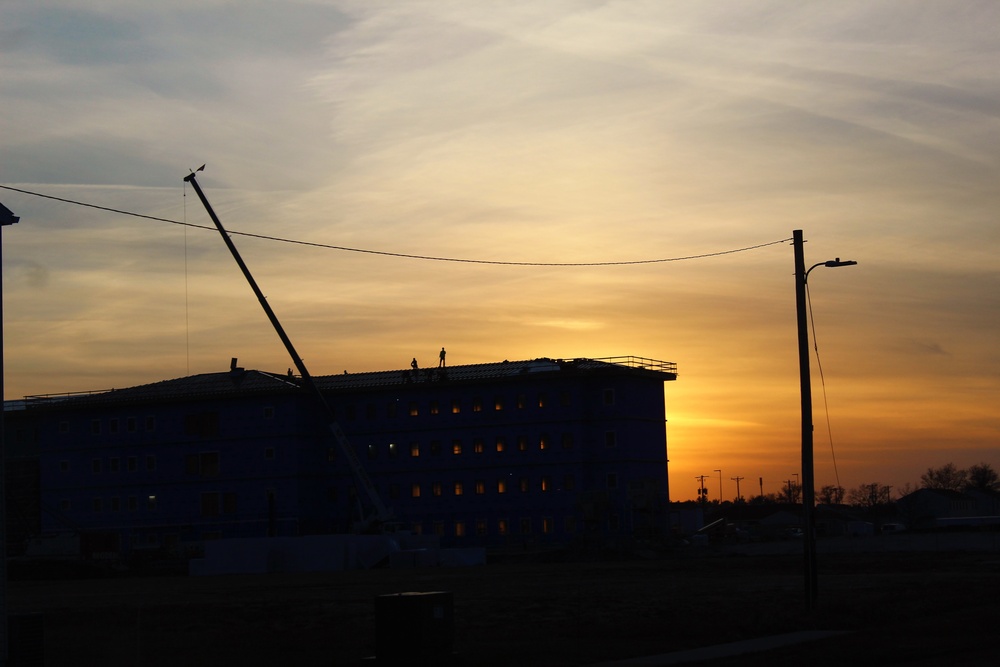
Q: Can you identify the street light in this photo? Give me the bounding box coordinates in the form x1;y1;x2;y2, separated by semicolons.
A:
793;229;855;611
0;202;19;665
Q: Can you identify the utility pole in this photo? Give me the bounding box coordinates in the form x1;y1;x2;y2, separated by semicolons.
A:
759;477;763;498
793;228;856;611
731;476;744;502
695;475;710;505
0;202;19;667
713;469;722;502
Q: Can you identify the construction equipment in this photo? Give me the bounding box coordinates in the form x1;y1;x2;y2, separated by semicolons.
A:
182;171;393;532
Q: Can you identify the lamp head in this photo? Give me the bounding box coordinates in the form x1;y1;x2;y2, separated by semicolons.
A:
824;258;857;268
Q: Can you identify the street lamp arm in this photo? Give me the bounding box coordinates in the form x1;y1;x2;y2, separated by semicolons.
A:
805;258;858;283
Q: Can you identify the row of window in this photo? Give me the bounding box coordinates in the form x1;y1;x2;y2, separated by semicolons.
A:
401;472;619;498
412;513;622;537
62;455;157;474
336;388;616;421
360;431;617;460
63;494;159;513
62;415;157;436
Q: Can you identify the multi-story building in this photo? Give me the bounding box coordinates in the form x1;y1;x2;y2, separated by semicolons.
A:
7;355;676;559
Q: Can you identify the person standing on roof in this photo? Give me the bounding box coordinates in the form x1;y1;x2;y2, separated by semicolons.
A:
439;347;446;367
411;358;419;371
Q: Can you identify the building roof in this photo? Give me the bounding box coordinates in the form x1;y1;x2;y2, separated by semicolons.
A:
15;356;676;410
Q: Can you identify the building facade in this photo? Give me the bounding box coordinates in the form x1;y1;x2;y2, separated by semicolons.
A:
8;356;676;559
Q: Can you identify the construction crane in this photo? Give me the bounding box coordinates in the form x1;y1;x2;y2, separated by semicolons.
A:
182;170;393;533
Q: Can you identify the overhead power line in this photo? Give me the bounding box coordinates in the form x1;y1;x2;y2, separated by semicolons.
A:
1;184;790;266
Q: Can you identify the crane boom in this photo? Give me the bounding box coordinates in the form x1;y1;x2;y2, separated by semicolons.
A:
182;171;392;530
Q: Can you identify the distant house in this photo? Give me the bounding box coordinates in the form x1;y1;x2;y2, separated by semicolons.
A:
896;488;985;530
5;355;677;561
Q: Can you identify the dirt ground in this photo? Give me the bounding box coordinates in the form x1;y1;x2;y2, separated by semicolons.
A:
8;541;1000;666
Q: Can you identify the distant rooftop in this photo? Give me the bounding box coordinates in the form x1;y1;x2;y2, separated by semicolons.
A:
12;356;676;409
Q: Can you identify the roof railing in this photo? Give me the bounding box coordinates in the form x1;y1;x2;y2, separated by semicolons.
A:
589;356;678;375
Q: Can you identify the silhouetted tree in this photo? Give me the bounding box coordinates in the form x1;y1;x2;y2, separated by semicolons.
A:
848;483;890;509
965;462;1000;492
780;481;801;504
818;485;845;505
920;463;967;491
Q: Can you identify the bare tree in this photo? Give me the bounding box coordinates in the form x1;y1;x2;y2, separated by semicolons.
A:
920;463;968;491
965;462;1000;492
818;485;845;505
848;483;890;509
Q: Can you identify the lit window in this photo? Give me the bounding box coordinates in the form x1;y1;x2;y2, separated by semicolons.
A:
497;479;507;494
496;437;506;453
518;435;528;452
432;482;443;497
455;521;466;537
539;434;550;450
429;400;440;415
452;440;462;455
408;402;419;416
473;397;483;412
451;400;461;414
388;443;399;458
541;476;551;492
537;393;547;408
454;481;464;496
473;439;484;454
498;519;508;536
410;443;420;457
411;483;421;498
147;495;157;510
542;517;553;534
475;480;485;495
494;396;503;411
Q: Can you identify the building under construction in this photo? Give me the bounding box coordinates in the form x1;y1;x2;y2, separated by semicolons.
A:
6;355;677;562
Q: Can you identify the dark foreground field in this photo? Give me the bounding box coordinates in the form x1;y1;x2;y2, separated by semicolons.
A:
9;544;1000;666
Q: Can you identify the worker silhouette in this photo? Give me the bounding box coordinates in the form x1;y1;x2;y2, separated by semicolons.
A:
411;358;418;371
439;347;446;367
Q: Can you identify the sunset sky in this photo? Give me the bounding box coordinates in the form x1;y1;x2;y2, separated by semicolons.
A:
2;1;998;502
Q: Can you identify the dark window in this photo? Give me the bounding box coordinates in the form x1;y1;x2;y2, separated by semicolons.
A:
91;420;101;435
109;457;120;473
201;492;220;517
110;418;119;434
127;417;137;432
603;388;615;406
560;391;571;406
263;406;274;419
92;459;101;474
430;440;442;456
605;431;617;448
429;400;440;415
223;493;237;514
184;412;219;437
472;397;483;412
562;433;574;450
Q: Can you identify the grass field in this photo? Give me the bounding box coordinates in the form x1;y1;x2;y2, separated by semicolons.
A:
9;539;1000;666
